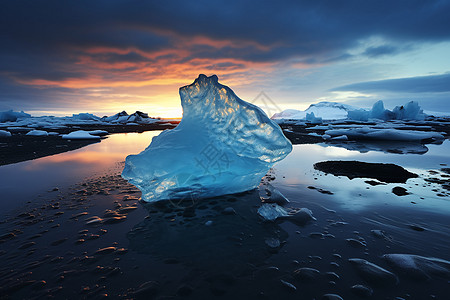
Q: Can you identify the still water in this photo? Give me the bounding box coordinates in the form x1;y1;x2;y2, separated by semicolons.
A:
0;131;161;214
0;132;449;299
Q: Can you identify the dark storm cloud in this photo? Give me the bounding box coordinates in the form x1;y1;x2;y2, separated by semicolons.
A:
2;0;450;62
1;0;450;110
332;73;450;93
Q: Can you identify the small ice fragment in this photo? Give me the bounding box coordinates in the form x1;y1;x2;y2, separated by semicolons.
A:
280;279;296;291
257;203;289;221
261;184;290;206
205;220;213;226
331;135;348;141
0;130;12;137
264;238;280;248
26;130;48;136
61;130;101;140
289;208;316;226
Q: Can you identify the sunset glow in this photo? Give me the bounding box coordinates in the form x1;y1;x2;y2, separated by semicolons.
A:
1;1;450;117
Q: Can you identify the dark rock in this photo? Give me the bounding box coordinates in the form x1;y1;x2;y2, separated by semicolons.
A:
351;284;373;298
392;186;409;196
314;161;418;183
293;267;320;281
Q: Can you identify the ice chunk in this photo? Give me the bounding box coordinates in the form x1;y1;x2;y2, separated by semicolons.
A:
71;113;100;121
347;100;427;121
0;130;12;137
25;130;48;136
325;127;444;142
272;101;357;120
258;203;289;221
392;101;426;120
305;112;322;124
88;130;109;136
122;74;292;202
0;110;31;122
347;108;370;121
61;130;102;140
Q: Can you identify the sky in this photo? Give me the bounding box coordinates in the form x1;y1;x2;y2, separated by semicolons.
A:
1;0;450;118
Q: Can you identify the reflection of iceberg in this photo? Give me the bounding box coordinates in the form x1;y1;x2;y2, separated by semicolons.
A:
348;100;426;121
322;141;429;155
122;75;292;202
127;191;288;269
324;127;444;142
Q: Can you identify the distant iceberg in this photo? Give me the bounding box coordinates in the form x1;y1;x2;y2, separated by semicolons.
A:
272;101;357;120
347;100;426;121
0;110;31;123
122;74;292;202
272;100;427;122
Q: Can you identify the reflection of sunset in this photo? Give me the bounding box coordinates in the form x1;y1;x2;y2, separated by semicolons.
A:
21;132;161;172
8;38;279;118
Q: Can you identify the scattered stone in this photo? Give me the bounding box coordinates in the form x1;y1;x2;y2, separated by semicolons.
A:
293;267;320;281
351;284;373;298
348;258;398;286
325;272;340;281
346;238;367;248
392;186;409;196
132;281;160;298
95;247;117;255
254;266;280;279
280;279;296;291
309;232;324;239
51;238;68;246
71;212;89;219
222;207;236;215
322;294;344;300
409;224;425;231
18;241;36;249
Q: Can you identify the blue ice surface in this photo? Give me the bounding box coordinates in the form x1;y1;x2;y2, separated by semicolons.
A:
122;74;292;202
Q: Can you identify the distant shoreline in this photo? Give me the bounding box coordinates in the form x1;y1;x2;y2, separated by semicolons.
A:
1;118;449;167
0;122;178;166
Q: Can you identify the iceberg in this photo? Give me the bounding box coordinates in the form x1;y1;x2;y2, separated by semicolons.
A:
273;100;428;122
347;100;426;121
272;101;358;120
122;74;292;202
0;110;31;123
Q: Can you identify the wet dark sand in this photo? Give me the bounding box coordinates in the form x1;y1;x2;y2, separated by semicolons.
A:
1;162;449;299
0;122;449;299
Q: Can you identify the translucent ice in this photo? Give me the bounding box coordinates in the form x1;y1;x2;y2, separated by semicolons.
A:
347;100;426;121
122;74;292;202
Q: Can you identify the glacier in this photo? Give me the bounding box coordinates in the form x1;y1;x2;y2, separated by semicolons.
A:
272;100;428;122
122;74;292;202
